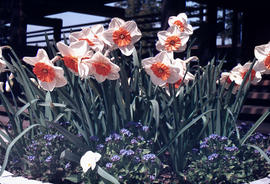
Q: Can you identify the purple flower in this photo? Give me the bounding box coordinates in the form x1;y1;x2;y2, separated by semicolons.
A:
113;133;122;141
231;156;236;160
200;142;209;149
44;134;55;141
120;149;128;156
224;146;238;152
126;149;135;156
131;138;138;144
137;136;144;141
149;175;155;180
97;144;104;151
105;135;112;142
192;148;199;152
111;155;121;162
45;156;52;162
134;156;140;163
254;150;259;154
266;151;270;155
208;153;219;161
209;134;220;140
65;162;71;169
263;136;268;140
120;129;132;137
142;126;149;132
106;162;113;168
90;136;99;142
142;154;156;161
27;155;35;161
221;136;228;141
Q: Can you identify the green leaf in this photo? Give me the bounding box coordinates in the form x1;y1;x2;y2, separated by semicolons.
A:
60;150;80;163
157;109;215;156
240;111;270;145
97;166;120;184
64;175;82;183
15;99;38;117
0;124;41;176
246;144;270;164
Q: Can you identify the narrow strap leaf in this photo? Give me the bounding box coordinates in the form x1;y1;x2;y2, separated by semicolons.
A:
97;166;120;184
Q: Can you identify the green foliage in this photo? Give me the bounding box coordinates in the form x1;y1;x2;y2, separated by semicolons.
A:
185;127;270;184
96;126;161;183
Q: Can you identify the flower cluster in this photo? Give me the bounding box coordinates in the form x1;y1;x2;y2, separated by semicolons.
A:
20;17;141;91
142;13;196;88
96;125;161;183
219;43;270;94
185;132;270;183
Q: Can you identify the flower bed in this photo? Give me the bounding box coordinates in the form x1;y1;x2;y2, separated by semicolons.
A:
0;12;270;183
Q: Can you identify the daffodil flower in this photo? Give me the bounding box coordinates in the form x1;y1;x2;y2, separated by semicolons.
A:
70;24;105;52
87;52;120;83
80;151;101;173
254;41;270;74
102;17;142;56
168;13;193;35
57;41;94;77
156;25;189;54
23;49;67;91
142;52;181;86
0;48;7;73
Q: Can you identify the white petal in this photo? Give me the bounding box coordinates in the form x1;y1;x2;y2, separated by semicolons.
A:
109;18;125;29
119;44;135;56
39;80;56;91
157;31;169;45
91;24;104;35
57;42;72;57
156;41;165;52
168;16;177;27
70;41;89;57
23;49;50;66
254;44;268;61
102;29;116;48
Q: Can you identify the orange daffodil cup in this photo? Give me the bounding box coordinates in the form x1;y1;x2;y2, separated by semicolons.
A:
168;13;193;35
102;17;142;56
142;52;182;86
23;49;67;91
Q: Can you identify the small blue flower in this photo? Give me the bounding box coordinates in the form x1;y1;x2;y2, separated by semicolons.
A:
224;146;238;152
134;156;140;163
65;162;71;169
266;150;270;155
208;153;219;161
120;128;132;137
27;155;35;161
137;136;144;141
126;149;135;156
200;142;209;149
111;155;121;162
105;135;112;142
120;149;128;156
209;134;220;140
113;133;122;141
142;153;156;161
142;126;149;132
131;138;138;144
221;136;228;141
149;175;155;180
231;156;236;160
106;162;113;168
45;156;52;162
97;144;104;151
90;136;99;142
254;150;259;154
192;148;199;152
